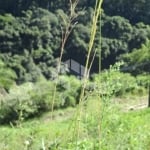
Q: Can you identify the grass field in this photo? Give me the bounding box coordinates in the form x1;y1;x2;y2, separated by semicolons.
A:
0;96;150;150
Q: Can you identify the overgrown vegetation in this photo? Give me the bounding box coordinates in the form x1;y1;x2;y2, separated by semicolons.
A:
0;98;150;150
0;76;81;124
0;66;148;125
0;0;150;149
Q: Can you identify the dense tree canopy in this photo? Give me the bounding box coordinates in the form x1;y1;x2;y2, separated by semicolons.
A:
0;0;150;83
103;0;150;24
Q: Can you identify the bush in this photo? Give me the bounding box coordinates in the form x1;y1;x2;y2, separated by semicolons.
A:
56;76;71;92
91;67;146;97
0;82;37;124
63;95;76;107
136;74;149;88
0;76;81;124
0;59;16;91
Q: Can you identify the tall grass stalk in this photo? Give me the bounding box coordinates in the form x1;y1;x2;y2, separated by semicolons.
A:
50;0;104;148
79;0;103;103
73;0;103;146
98;8;103;147
41;138;46;150
51;0;79;120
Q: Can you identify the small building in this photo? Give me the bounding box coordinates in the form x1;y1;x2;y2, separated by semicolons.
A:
64;59;89;79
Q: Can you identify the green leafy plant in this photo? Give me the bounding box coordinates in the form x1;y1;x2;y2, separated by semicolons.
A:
0;60;16;91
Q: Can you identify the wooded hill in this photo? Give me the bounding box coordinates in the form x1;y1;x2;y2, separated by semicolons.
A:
0;0;150;84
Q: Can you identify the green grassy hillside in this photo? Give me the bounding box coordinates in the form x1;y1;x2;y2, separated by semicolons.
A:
0;97;150;150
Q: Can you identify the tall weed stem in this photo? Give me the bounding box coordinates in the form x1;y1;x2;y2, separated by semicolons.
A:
74;0;103;146
51;0;79;120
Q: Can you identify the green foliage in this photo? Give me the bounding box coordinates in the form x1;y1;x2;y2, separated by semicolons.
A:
100;108;150;150
103;0;150;24
1;0;150;25
99;15;150;68
0;7;62;81
102;15;133;40
0;98;150;149
136;74;150;88
121;40;150;74
1;1;150;75
0;76;81;124
56;75;81;107
92;62;147;96
0;60;16;90
0;1;149;149
67;23;90;57
0;82;38;124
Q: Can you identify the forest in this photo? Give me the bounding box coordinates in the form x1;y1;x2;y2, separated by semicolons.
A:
0;0;150;149
0;0;150;83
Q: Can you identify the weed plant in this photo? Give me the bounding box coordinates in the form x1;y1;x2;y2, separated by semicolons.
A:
51;0;79;119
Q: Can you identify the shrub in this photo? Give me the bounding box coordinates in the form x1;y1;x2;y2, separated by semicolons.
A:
0;59;16;91
0;82;36;124
91;68;144;97
56;76;71;92
0;76;81;124
136;74;149;88
63;95;76;107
